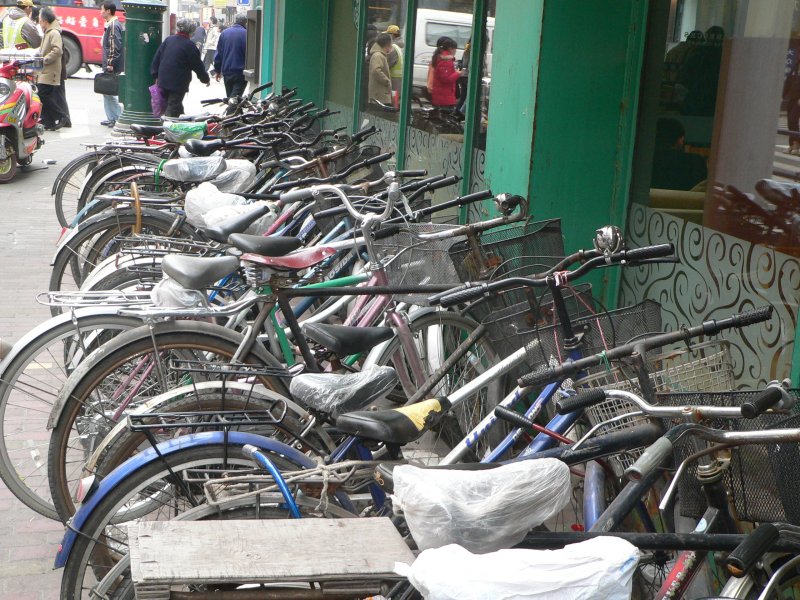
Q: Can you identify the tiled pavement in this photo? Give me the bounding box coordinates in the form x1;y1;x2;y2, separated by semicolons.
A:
0;73;224;599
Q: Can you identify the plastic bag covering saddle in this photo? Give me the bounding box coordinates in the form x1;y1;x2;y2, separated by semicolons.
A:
289;365;398;417
396;537;640;600
150;275;208;309
162;121;207;143
202;201;278;235
392;459;571;553
184;182;246;228
210;159;257;194
161;156;226;183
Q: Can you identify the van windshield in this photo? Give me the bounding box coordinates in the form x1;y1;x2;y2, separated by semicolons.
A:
425;21;472;48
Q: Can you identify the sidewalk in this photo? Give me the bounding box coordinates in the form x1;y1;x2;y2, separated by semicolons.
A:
0;73;225;599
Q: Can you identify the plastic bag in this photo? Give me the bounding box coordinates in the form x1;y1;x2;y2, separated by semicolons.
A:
289;366;398;417
161;156;226;183
149;84;167;117
202;201;278;235
150;275;208;308
184;182;246;228
163;121;207;143
396;538;640;600
392;459;571;553
211;159;257;193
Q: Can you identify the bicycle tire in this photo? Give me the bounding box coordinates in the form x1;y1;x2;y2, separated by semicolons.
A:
60;441;350;600
49;208;199;305
0;311;142;519
368;311;505;461
47;320;289;522
53;151;110;228
76;153;161;209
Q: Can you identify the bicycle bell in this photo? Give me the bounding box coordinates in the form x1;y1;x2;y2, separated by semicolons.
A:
593;225;624;254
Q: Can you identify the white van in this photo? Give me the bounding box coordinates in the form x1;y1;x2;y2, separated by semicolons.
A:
412;8;494;93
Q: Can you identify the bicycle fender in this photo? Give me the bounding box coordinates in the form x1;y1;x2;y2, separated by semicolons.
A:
54;431;316;569
0;308;138;378
46;321;286;429
361;306;439;368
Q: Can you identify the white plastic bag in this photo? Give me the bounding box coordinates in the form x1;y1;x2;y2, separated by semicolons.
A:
184;182;246;228
396;538;640;600
161;156;226;182
211;159;257;193
392;459;571;553
150;275;208;308
202;201;278;235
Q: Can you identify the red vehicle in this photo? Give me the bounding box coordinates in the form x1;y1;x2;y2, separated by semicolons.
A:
0;50;44;182
0;0;124;77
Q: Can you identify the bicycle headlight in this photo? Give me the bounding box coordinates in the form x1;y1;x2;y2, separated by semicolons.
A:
0;82;11;102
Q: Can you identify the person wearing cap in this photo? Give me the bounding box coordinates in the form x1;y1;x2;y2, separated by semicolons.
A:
0;0;42;51
150;18;210;117
383;24;403;93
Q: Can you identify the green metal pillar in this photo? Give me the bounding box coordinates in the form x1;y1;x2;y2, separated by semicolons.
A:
115;0;167;131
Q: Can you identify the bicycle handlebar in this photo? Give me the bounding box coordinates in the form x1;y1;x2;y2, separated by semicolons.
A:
726;523;781;577
435;243;675;308
519;305;773;388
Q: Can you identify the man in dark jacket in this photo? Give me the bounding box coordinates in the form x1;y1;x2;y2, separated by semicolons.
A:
213;13;247;98
151;19;210;118
99;0;123;126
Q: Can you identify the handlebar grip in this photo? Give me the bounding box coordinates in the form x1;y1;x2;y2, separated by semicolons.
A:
280;88;298;100
280;188;315;203
428;283;469;306
371;224;402;240
518;367;561;388
726;523;780;577
430;175;460;189
248;81;273;98
362;151;393;167
556;389;608;415
494;406;535;430
624;437;673;481
351;125;378;143
704;306;774;335
624;243;675;262
459;189;494;204
439;283;489;308
394;169;427;178
200;98;225;105
741;387;783;419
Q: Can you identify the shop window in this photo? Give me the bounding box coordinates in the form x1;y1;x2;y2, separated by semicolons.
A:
631;0;800;256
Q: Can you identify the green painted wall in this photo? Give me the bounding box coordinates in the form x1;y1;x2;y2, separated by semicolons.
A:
483;0;544;199
276;0;328;106
259;0;276;88
528;0;648;300
324;0;357;109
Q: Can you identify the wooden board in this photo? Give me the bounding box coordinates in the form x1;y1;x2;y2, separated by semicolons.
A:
129;518;415;587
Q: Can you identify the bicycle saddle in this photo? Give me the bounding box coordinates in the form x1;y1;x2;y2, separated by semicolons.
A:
161;255;239;289
130;124;164;137
755;179;800;208
161;156;226;181
290;366;398;418
227;233;303;257
239;246;338;271
202;205;276;244
301;323;393;357
335;398;449;445
185;138;225;157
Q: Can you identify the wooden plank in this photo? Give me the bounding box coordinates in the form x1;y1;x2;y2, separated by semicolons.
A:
129;518;414;586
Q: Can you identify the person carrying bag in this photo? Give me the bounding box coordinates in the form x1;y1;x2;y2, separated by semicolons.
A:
97;0;123;127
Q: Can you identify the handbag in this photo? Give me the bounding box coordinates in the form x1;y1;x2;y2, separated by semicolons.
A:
94;72;119;95
149;84;167;117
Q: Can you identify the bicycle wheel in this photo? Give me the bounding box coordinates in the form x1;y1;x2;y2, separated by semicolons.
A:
47;320;289;522
59;441;352;600
53;151;108;228
367;311;504;461
49;208;199;304
0;311;142;519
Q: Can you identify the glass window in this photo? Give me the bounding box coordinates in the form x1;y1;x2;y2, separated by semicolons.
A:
425;21;472;48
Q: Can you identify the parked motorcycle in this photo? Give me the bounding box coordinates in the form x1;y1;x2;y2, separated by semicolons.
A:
0;50;44;183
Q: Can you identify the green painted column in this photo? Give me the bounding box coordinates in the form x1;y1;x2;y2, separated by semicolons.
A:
115;0;167;131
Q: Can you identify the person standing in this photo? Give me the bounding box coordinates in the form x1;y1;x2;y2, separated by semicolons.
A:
213;13;247;98
430;36;462;109
202;17;219;71
0;0;41;50
37;7;70;130
191;19;205;53
99;1;123;127
151;19;210;118
367;33;392;106
383;24;403;94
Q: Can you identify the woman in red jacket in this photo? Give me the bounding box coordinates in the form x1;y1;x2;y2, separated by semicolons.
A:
430;37;462;108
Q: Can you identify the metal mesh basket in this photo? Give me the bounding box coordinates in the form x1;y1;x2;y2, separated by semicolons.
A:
657;391;800;523
484;299;662;382
573;341;735;476
331;144;386;183
371;222;467;305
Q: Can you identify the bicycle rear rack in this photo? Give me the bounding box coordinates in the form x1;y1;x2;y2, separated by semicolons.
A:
36;289;153;308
